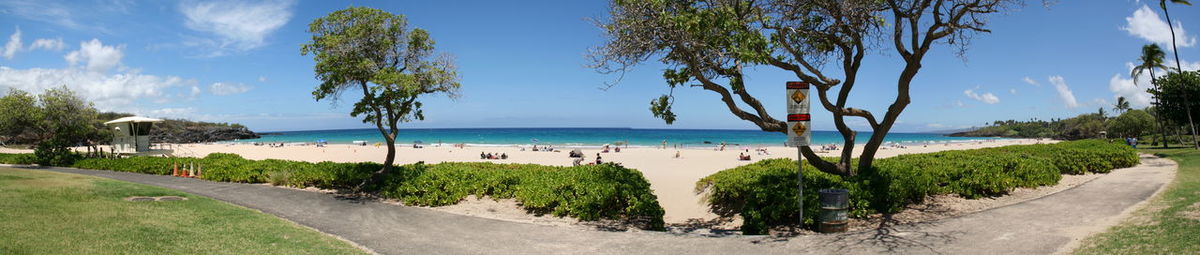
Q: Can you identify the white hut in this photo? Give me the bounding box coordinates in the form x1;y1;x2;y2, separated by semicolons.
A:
104;116;172;155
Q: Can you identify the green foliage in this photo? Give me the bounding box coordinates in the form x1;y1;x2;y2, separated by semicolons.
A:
695;158;860;234
1107;109;1156;139
0;87;101;147
0;153;36;164
1131;44;1169;87
33;141;83;166
696;140;1139;234
0;89;41;144
379;162;665;229
952;113;1109;140
302;6;461;170
649;95;676;124
61;154;664;230
1150;70;1200;127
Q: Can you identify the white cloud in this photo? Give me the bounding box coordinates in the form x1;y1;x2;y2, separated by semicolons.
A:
1022;76;1040;86
29;37;64;51
1110;63;1155;108
926;123;947;129
65;39;124;73
0;1;87;31
0;66;194;110
964;87;1001;104
209;82;252;95
180;0;294;53
1009;88;1017;95
189;85;201;97
257;75;267;82
1048;75;1079;108
3;28;20;59
1123;5;1196;48
1167;59;1200;72
148;107;197;118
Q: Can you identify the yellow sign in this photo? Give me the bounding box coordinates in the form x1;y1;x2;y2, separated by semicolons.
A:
791;90;807;103
792;122;807;135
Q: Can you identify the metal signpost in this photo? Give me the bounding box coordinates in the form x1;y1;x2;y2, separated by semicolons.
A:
786;81;811;226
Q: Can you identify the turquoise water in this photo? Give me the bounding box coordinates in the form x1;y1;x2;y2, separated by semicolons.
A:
238;128;1000;147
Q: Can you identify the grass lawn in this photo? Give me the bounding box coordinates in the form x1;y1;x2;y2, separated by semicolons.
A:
1074;147;1200;254
0;168;368;255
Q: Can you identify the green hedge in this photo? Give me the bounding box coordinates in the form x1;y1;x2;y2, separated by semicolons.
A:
43;153;665;230
0;153;36;165
696;139;1139;234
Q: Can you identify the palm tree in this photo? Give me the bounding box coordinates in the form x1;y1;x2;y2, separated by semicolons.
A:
1133;44;1171;148
1113;96;1131;113
1159;0;1198;149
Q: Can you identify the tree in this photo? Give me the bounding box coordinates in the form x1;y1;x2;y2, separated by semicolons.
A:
33;87;97;165
1133;44;1171;148
592;0;1023;176
1151;71;1200;141
0;88;41;145
302;7;461;179
1159;0;1198;148
1107;109;1155;139
1113;96;1130;113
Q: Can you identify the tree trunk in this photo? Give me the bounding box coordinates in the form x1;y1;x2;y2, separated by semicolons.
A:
382;136;396;172
1151;68;1169;148
1163;5;1200;149
354;81;396;192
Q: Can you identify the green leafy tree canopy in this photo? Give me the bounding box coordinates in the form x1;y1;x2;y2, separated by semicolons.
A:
302;6;461;175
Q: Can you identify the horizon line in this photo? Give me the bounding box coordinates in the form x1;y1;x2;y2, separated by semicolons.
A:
256;126;957;134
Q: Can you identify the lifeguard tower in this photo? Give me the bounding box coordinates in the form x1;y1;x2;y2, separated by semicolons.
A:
104;116;173;156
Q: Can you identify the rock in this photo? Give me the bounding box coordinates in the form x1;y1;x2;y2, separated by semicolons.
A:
150;126;260;143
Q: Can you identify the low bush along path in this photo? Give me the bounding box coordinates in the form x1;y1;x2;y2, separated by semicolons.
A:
3;154;1175;254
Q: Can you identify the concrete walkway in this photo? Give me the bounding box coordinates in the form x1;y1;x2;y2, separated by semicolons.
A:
3;154;1176;254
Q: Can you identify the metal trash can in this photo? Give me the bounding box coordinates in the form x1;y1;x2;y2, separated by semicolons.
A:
819;188;849;233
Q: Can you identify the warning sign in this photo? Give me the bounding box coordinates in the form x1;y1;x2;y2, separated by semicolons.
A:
786;81;811;147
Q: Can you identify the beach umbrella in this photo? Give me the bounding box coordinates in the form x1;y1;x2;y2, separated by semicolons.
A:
317;139;327;143
571;149;582;154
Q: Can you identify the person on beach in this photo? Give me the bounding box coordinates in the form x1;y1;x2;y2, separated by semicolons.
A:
480;152;486;159
674;151;680;158
595;153;603;164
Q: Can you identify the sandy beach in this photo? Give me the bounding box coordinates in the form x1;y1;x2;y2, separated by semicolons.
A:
131;138;1050;223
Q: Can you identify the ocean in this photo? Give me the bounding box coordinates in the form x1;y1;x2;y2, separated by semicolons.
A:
238;128;1000;147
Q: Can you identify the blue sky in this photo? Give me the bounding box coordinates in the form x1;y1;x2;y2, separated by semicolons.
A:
0;0;1197;132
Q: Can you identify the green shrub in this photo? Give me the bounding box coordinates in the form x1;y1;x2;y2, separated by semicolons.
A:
0;153;36;164
33;142;82;166
695;158;858;234
380;162;665;230
697;139;1139;234
57;153;665;230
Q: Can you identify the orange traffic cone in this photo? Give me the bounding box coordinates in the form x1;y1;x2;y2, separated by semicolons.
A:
172;162;179;177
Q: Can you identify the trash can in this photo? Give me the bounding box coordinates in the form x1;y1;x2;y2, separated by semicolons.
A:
819;188;849;233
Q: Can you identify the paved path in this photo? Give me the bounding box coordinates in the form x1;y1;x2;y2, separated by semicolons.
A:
3;154;1176;254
